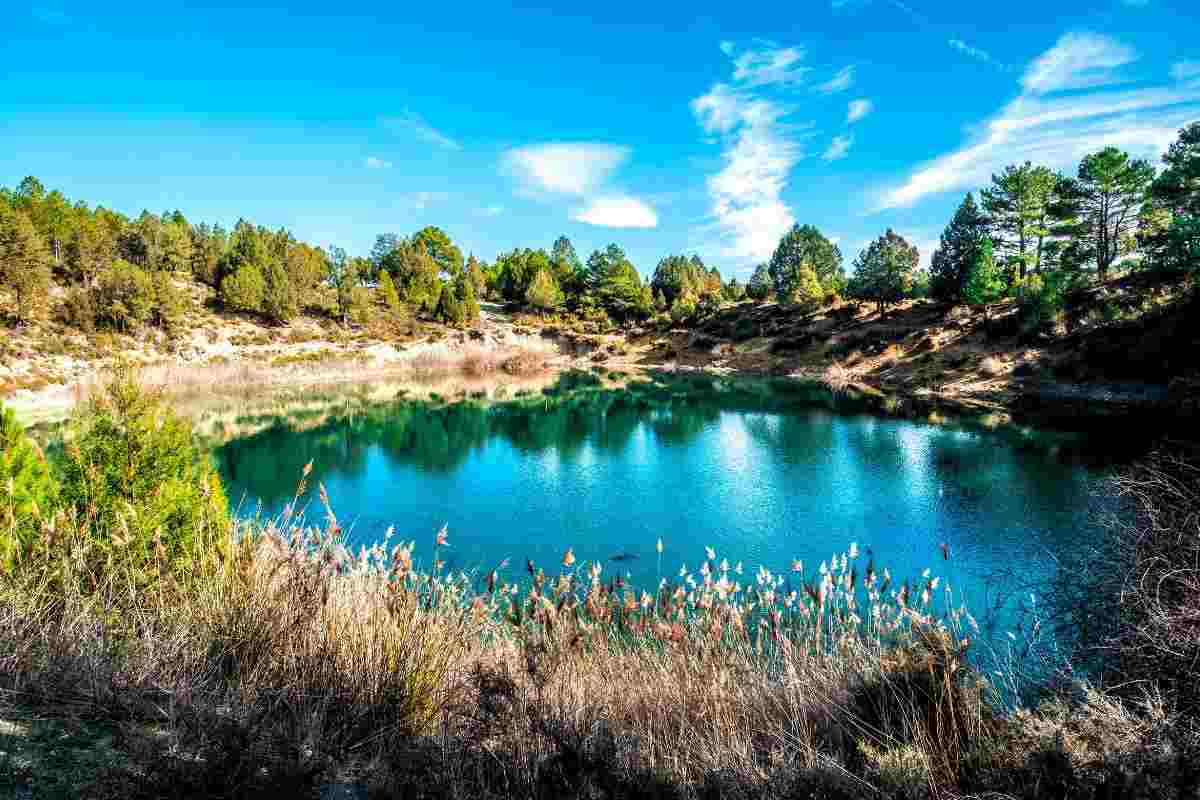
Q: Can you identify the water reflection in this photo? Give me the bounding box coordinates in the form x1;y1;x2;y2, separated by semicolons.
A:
214;370;1135;644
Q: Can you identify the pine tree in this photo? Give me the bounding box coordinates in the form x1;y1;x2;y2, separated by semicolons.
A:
962;238;1006;322
788;264;824;309
378;269;402;313
526;267;563;314
261;259;297;323
848;230;919;314
0;404;55;567
930;193;989;301
746;263;771;301
0;209;52;322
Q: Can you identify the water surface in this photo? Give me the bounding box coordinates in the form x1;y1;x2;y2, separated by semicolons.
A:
213;372;1127;637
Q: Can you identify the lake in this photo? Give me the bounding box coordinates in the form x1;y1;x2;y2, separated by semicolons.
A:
212;371;1129;641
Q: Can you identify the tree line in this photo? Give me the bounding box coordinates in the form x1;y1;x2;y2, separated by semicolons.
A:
1;123;1196;337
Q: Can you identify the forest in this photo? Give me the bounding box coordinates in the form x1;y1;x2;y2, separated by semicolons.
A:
2;123;1197;340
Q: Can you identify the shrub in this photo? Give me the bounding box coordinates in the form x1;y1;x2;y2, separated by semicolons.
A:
261;259;298;323
59;285;98;333
55;364;229;571
0;404;55;569
151;270;191;332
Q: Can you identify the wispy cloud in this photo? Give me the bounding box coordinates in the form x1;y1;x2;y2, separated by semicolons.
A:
730;45;809;87
571;195;659;229
816;66;855;94
847;99;874;123
501;143;630;196
692;43;813;263
477;204;504;218
383;110;462;151
502;143;655;227
948;38;998;66
823;135;853;161
1021;32;1136;93
364;156;392;169
1172;61;1200;82
878;32;1200;210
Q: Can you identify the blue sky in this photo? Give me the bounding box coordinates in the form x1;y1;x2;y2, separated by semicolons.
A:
3;0;1198;278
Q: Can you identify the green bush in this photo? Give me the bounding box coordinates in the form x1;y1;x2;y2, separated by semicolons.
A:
0;404;55;569
56;365;229;569
151;271;191;332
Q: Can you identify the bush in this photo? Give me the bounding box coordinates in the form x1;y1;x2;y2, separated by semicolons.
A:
59;285;98;333
151;270;190;332
55;364;229;571
0;404;55;569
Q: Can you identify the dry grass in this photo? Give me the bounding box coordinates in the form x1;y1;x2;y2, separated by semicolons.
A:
823;360;854;394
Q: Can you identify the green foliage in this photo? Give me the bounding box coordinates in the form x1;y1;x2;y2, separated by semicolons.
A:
94;259;156;331
0;208;52;322
56;365;229;567
1017;269;1070;334
650;254;721;307
434;282;466;327
962;238;1006;317
495;247;550;303
150;270;190;332
768;224;844;298
723;278;745;303
262;258;298;323
1063;147;1156;281
220;264;266;314
458;272;480;325
525;267;562;313
930;193;989;301
189;222;227;287
378;269;402;314
848;229;919;313
0;404;55;569
981;162;1060;281
412;226;464;280
465;254;488;300
586;244;648;318
549;236;583;299
66;215;116;287
669;292;698;322
746;263;771;301
1143;123;1200;277
786;264;824;309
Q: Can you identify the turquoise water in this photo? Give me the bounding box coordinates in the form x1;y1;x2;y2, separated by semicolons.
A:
213;373;1125;637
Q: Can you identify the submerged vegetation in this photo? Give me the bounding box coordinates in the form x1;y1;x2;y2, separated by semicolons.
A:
1;369;1199;798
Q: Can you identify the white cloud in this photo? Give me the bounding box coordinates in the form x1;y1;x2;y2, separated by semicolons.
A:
502;143;630;195
731;45;809;87
1021;32;1136;94
823;135;853;161
383;110;462;151
364;156;392;169
948;38;996;66
1172;61;1200;82
878;31;1200;210
691;43;811;261
719;40;736;56
847;99;873;123
817;66;855;94
571;195;658;228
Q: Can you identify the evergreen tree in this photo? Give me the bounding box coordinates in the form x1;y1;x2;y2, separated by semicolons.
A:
0;209;52;322
768;224;844;297
929;193;989;301
434;282;466;326
1062;147;1156;282
746;263;771;300
0;404;55;567
378;269;402;313
787;264;824;309
1144;123;1200;275
962;238;1006;322
848;229;919;314
981;162;1059;281
465;254;487;299
526;267;563;313
262;258;297;322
